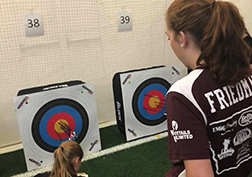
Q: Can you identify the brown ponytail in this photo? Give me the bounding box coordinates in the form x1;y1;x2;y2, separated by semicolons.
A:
166;0;251;85
198;1;251;85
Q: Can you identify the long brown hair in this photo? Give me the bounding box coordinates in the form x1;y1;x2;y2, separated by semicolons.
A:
50;140;83;177
166;0;251;85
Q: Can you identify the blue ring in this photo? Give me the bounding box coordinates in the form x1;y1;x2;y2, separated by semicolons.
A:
39;105;82;147
137;83;167;120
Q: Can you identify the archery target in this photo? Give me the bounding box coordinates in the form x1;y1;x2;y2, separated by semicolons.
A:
14;82;101;171
32;98;89;152
132;78;169;126
118;66;182;141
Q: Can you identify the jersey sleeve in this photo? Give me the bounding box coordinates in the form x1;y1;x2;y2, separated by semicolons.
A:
166;91;211;160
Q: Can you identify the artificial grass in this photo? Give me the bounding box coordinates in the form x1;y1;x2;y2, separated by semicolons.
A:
0;125;127;177
80;138;171;177
0;148;27;176
99;124;126;149
1;125;252;177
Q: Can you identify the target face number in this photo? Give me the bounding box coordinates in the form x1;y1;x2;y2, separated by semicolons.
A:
132;78;170;126
32;98;89;152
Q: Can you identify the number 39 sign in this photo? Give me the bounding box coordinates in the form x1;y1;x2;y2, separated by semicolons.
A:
118;10;132;32
23;13;44;37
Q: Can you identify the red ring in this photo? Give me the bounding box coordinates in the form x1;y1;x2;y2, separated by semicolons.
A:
47;112;75;140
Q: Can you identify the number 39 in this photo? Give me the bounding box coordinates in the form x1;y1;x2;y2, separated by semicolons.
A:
120;16;130;24
27;19;40;28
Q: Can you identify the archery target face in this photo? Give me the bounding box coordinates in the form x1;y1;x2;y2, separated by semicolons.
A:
14;83;101;171
120;66;182;141
32;98;89;152
132;78;169;126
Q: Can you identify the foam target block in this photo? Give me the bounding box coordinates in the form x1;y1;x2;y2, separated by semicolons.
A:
14;81;101;171
112;66;182;141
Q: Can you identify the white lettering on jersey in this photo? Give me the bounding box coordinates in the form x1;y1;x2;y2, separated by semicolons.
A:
236;82;244;101
240;78;252;98
204;92;216;113
205;77;252;113
228;85;239;104
170;120;193;142
223;86;233;106
212;120;238;134
213;89;230;110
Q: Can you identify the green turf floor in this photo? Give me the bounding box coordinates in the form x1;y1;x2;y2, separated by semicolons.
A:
0;125;127;177
1;125;252;177
81;138;171;177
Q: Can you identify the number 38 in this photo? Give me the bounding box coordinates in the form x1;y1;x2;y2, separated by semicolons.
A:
27;19;40;28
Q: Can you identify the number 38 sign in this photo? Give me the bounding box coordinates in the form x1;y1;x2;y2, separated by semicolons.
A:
118;10;132;32
23;13;44;37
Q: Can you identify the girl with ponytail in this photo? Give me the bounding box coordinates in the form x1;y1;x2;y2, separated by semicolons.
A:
165;0;252;177
35;140;84;177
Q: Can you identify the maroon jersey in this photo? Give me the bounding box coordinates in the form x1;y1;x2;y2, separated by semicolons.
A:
165;69;252;177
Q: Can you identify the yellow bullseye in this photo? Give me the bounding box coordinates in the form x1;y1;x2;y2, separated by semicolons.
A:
54;119;69;133
149;95;159;108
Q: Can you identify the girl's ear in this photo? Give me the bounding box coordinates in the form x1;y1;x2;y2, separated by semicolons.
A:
76;156;80;165
179;31;187;47
73;156;80;166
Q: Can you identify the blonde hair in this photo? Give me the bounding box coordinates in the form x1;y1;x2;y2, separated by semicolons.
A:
50;140;83;177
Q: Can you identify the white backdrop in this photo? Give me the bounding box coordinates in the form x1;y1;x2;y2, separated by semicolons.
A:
0;0;251;151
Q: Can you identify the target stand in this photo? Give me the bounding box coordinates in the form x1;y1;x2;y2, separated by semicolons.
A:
113;66;182;141
14;81;101;171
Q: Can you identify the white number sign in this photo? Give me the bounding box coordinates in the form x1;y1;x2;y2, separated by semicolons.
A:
118;10;132;32
23;13;44;37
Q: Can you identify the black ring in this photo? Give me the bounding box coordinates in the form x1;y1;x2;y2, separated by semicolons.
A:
132;78;171;126
32;98;89;152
